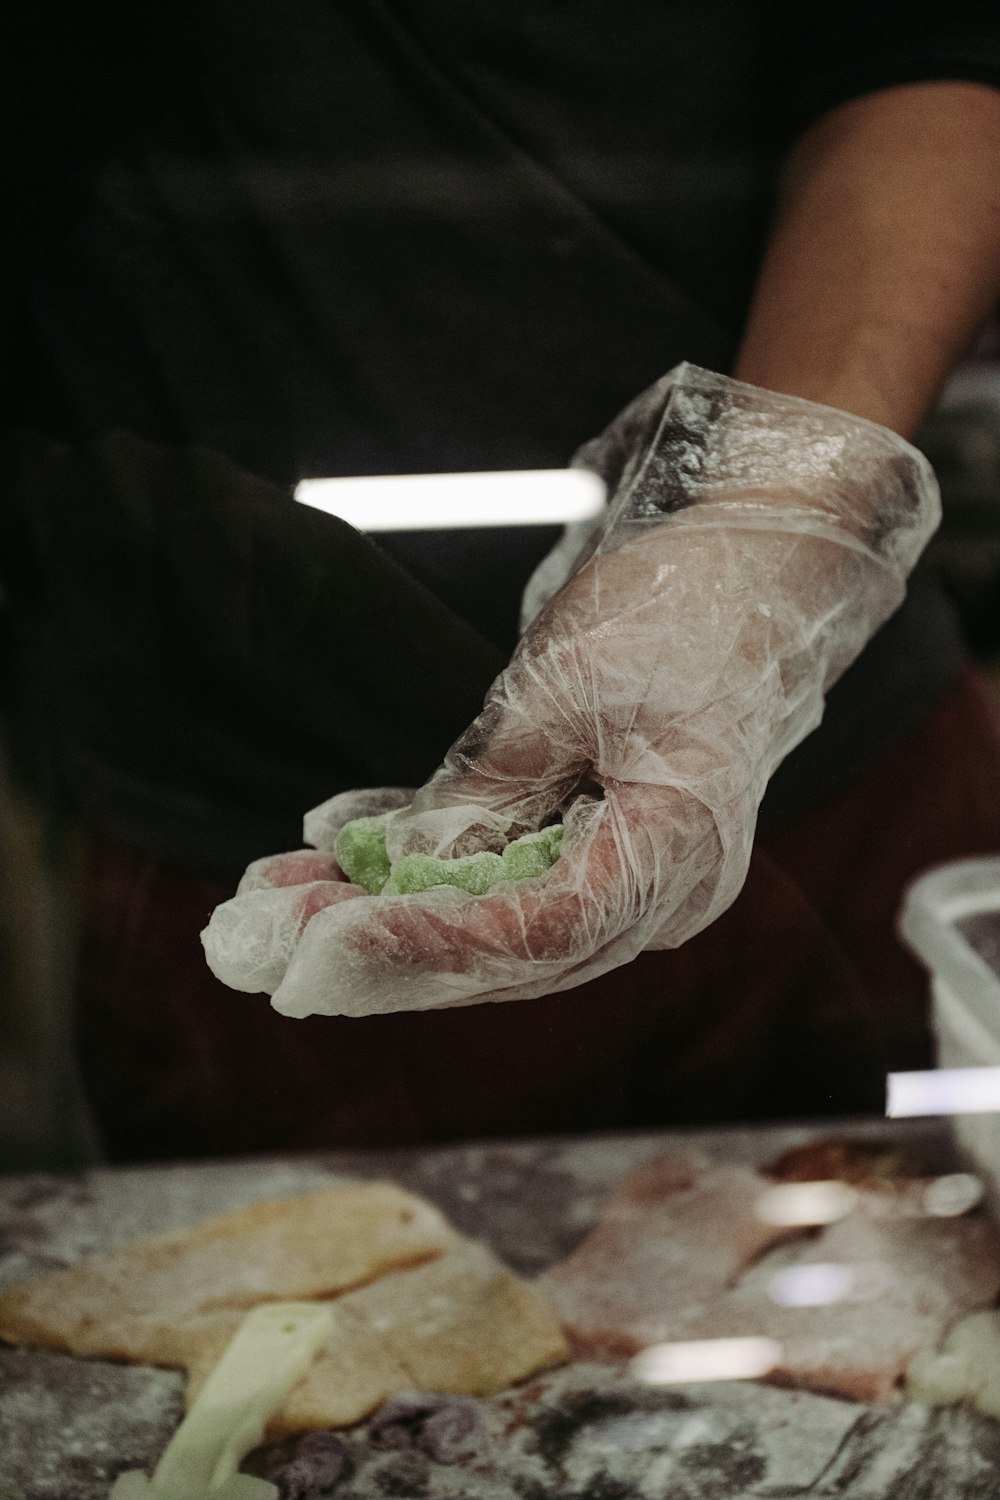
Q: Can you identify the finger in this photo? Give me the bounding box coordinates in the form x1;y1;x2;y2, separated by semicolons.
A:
387;538;696;866
303;787;415;852
201;880;365;995
387;667;587;860
236;849;346;894
446;780;721;964
270;783;720;1018
270;799;616;1018
270;881;577;1018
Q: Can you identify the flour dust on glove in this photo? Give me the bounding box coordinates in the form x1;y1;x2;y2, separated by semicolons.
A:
203;364;940;1017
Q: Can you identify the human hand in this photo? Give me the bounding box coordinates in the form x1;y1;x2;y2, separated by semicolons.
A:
203;364;939;1017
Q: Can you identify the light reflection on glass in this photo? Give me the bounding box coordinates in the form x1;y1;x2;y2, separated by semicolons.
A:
757;1171;983;1226
631;1336;782;1385
922;1173;984;1216
886;1067;1000;1117
755;1180;858;1226
767;1261;891;1307
767;1262;856;1307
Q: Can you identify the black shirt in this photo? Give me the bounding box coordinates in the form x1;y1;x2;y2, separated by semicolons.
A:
1;1;996;870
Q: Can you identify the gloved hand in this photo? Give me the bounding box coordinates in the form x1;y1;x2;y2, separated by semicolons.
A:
203;363;939;1017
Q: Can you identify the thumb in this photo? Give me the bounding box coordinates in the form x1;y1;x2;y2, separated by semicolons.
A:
386;670;587;860
303;786;415;852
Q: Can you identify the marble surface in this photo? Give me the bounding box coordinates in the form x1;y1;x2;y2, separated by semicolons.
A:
1;1118;996;1499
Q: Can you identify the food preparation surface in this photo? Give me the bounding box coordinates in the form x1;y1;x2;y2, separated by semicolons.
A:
2;1119;997;1499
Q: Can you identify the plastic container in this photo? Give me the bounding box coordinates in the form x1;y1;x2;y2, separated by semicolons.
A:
898;856;1000;1195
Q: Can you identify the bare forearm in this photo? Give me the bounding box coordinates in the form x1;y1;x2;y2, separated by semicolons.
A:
734;81;1000;439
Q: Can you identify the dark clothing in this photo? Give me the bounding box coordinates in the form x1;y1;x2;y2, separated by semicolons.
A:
2;2;996;872
76;672;1000;1161
4;5;1000;1162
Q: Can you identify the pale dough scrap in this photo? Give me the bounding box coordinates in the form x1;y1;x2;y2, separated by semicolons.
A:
538;1149;804;1358
540;1147;1000;1404
0;1181;568;1436
182;1237;569;1438
908;1310;1000;1420
0;1182;454;1363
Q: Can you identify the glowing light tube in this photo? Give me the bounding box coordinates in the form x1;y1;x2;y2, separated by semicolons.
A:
631;1337;782;1385
886;1066;1000;1118
293;469;607;531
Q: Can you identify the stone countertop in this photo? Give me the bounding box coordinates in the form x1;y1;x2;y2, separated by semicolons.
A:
1;1117;997;1499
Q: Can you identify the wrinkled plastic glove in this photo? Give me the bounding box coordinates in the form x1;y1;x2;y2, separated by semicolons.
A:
203;363;939;1018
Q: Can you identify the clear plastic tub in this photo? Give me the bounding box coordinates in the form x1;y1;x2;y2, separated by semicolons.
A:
898;857;1000;1196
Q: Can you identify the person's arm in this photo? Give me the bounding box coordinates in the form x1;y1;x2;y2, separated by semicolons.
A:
734;81;1000;440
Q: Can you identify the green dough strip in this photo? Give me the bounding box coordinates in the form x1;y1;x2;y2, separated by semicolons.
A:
384;849;505;896
335;819;563;897
334;815;394;895
501;824;563;879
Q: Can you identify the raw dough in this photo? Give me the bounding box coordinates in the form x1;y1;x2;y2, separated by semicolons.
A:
0;1182;450;1363
539;1148;1000;1403
0;1182;567;1437
908;1310;1000;1419
336;817;563;897
334;816;394;895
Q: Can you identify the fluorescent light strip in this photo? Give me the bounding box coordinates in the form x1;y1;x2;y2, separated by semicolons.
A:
886;1066;1000;1118
293;469;607;531
755;1180;858;1227
767;1263;859;1308
631;1337;782;1385
923;1173;983;1216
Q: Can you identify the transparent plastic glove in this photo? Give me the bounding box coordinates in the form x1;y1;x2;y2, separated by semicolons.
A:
203;364;939;1017
201;788;412;995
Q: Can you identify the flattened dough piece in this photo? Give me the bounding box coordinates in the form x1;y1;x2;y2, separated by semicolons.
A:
539;1149;801;1358
539;1147;1000;1405
0;1182;452;1363
735;1213;1000;1402
334;1236;568;1404
182;1236;570;1438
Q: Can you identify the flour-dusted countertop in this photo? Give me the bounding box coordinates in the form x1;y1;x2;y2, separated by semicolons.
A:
2;1119;1000;1499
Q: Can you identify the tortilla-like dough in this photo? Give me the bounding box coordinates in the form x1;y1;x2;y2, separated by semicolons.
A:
0;1181;568;1435
0;1182;452;1363
540;1148;1000;1404
182;1237;569;1437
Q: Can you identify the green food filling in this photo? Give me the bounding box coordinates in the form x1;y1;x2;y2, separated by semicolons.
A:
335;818;563;897
334;815;394;895
384;849;504;896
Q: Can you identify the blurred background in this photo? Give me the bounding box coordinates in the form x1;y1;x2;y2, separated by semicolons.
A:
2;332;1000;1174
